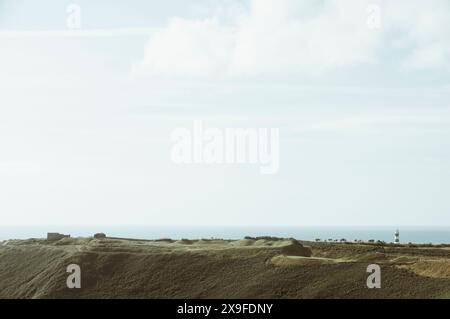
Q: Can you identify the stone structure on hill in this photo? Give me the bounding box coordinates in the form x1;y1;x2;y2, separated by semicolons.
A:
47;233;70;241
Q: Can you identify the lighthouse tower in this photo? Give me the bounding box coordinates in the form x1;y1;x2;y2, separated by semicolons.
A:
394;229;400;243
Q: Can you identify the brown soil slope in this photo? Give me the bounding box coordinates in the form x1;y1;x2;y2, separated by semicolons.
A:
1;238;450;299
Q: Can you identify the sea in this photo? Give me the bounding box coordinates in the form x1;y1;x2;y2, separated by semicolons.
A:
1;226;450;244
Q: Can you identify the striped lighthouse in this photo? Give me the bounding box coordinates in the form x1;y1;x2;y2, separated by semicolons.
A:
394;229;400;244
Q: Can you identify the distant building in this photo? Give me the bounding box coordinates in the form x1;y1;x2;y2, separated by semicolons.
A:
47;233;70;241
394;229;400;243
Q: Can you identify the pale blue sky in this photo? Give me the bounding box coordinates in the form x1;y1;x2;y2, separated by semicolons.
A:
0;0;449;226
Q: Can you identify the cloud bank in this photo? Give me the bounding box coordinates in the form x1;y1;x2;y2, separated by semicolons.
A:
133;0;450;78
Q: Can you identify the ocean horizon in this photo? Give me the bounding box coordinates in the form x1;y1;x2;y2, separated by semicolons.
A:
1;226;450;244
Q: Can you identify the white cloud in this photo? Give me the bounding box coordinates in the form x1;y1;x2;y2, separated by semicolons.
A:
229;0;381;75
134;17;235;77
133;0;450;78
386;0;450;70
134;0;382;78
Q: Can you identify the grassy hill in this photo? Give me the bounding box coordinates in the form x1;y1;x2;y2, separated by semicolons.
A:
1;237;450;299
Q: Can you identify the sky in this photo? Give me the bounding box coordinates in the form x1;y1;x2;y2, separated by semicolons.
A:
0;0;449;226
